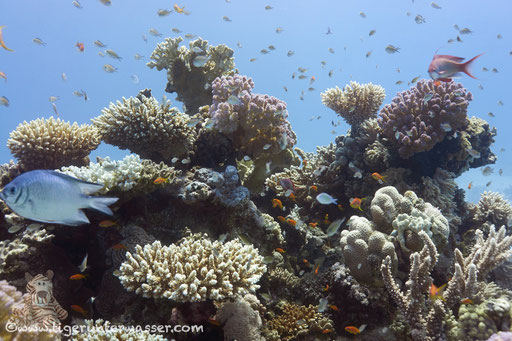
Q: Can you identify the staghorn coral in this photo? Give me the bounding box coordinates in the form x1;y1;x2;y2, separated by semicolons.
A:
147;37;236;114
378;79;471;158
69;319;166;340
118;233;266;302
321;81;386;126
474;191;512;227
264;302;333;341
7;117;100;171
215;297;264;341
210;74;296;160
59;154;179;196
92;92;196;163
340;216;397;286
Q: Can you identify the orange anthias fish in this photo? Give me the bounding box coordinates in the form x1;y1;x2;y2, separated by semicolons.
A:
428;52;483;82
323;284;329;291
275;247;285;254
272;198;283;210
468;181;473;189
153;177;168;184
371;172;387;184
277;216;286;223
174;3;185;13
309;185;318;192
329;304;339;311
309;222;318;228
69;274;87;280
321;329;333;334
314;265;319;275
76;42;84;52
345;326;361;335
111;243;127;250
286;218;297;227
0;26;14;51
429;283;447;301
99;219;117;228
461;298;474;305
289;193;296;201
70;305;87;316
350;197;364;211
309;76;315;85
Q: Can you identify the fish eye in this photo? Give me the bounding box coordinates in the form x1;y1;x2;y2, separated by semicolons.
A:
8;186;16;195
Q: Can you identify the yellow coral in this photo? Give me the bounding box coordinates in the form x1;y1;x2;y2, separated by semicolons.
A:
7;117;100;170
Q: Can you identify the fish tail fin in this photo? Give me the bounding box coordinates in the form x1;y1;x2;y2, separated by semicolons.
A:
461;53;484;79
87;196;118;216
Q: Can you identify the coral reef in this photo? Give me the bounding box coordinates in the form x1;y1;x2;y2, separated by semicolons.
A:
340;215;397;286
92;91;196;163
147;37;236;114
7;117;100;170
69;319;166;340
0;160;22;189
215;296;264;341
378;79;471;158
473;191;512;227
321;81;386;126
118;233;266;302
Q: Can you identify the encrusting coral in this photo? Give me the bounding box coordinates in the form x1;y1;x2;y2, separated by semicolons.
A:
92;91;196;163
118;233;266;302
321;81;386;126
147;37;236;114
7;117;100;170
378;79;471;158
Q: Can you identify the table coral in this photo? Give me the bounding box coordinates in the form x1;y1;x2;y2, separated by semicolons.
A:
340;216;397;286
321;81;386;126
378;79;471;158
147;37;236;114
7;117;100;170
92;92;196;163
118;233;266;302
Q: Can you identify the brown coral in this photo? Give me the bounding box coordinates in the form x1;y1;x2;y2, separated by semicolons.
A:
7;117;100;170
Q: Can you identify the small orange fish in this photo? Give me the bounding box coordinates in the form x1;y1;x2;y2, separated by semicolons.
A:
345;326;361;335
323;284;329;291
289;193;296;201
314;265;319;275
272;198;283;210
337;204;343;211
303;258;309;265
309;222;318;228
76;42;84;52
111;243;127;250
371;172;387;184
309;185;318;192
275;248;285;254
277;216;286;223
321;329;333;334
70;305;87;316
461;298;473;305
286;218;297;227
350;197;364;211
153;177;168;184
468;181;472;189
0;71;6;81
434;80;441;86
69;274;87;280
429;283;447;301
302;159;308;167
173;3;185;13
208;318;221;326
0;26;14;52
329;304;339;311
99;219;117;228
310;76;316;85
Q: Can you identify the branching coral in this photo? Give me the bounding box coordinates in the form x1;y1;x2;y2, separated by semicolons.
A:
378;79;471;158
210;74;296;159
147;37;236;113
118;234;266;302
69;319;166;340
264;302;333;341
473;191;512;227
321;81;386;126
340;216;397;286
7;117;100;170
92;92;196;163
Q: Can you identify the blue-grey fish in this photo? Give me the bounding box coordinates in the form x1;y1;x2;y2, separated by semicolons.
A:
0;170;118;226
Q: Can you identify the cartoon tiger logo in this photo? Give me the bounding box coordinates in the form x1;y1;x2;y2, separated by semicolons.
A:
9;270;68;329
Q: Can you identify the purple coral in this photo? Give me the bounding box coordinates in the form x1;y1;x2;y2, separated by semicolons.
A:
488;332;512;341
209;75;296;159
378;79;471;158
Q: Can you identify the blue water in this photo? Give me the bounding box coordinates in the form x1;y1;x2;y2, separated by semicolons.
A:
0;0;510;202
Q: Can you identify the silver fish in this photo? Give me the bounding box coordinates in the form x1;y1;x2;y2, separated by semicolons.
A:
105;49;122;60
32;37;47;46
385;45;400;53
149;28;162;37
171;28;182;33
415;14;426;24
192;55;209;67
134;53;144;60
79;253;88;272
103;64;117;73
94;40;107;48
222;16;232;22
0;170;118;226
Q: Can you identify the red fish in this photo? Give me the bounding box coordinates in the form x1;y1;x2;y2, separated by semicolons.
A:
428;52;483;82
76;42;84;52
69;274;87;280
70;304;87;316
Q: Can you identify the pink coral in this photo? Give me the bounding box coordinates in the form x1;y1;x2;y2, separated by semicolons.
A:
209;75;296;159
378;79;471;158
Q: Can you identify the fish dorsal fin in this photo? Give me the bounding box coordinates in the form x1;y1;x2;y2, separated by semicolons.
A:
435;54;465;62
50;171;103;195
